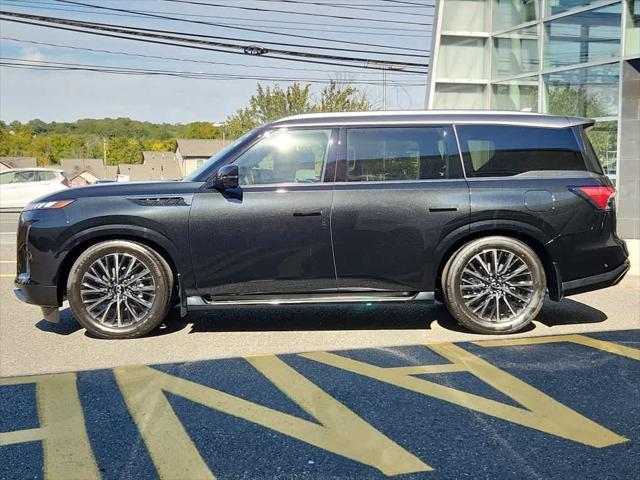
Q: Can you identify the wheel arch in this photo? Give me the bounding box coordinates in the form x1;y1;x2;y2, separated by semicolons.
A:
56;226;181;304
435;221;561;301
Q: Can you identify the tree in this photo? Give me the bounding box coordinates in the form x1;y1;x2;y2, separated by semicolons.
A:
224;81;371;138
315;80;371;112
106;137;143;165
185;122;218;139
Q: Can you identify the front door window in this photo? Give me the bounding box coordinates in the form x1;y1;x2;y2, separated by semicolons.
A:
233;129;333;185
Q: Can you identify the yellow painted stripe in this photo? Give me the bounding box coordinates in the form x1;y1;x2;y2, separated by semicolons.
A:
0;260;16;263
0;274;14;278
475;334;640;361
0;428;45;446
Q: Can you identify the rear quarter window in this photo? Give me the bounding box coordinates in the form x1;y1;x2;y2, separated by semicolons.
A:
456;125;589;177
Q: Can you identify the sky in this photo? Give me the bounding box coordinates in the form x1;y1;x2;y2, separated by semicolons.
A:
0;0;434;124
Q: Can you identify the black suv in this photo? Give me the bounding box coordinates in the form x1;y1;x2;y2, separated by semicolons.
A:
14;112;630;339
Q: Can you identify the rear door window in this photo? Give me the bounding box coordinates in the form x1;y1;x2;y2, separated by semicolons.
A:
343;126;461;182
13;171;38;183
37;171;57;181
456;125;588;177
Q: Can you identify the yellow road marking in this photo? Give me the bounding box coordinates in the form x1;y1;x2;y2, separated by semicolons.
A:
115;357;430;479
301;343;627;448
474;334;640;361
0;374;100;480
0;260;16;263
0;274;14;278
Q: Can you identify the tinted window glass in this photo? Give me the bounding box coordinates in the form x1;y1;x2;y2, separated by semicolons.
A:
344;126;461;182
233;129;332;185
37;171;57;181
13;171;38;183
456;125;587;177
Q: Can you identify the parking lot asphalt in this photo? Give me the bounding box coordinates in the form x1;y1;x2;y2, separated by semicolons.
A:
1;330;639;479
1;211;639;378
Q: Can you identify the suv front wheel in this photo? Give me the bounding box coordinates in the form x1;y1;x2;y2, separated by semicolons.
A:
67;240;173;339
442;236;546;334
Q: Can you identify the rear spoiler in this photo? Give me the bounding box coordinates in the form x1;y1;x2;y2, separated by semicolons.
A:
566;116;596;128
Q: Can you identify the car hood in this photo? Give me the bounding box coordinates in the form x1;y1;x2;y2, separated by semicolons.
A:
39;181;204;201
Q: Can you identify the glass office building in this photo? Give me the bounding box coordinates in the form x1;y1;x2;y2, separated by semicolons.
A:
426;0;640;239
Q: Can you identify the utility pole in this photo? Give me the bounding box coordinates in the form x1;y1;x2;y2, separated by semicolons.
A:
102;137;107;163
366;62;408;111
211;122;226;144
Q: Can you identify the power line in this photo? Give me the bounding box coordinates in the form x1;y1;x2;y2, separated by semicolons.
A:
159;0;434;26
0;12;429;72
1;36;423;76
53;0;429;57
8;0;432;33
0;57;427;86
0;11;430;68
1;0;432;37
243;0;435;16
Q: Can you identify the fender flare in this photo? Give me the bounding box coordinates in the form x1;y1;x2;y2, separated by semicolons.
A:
433;220;559;298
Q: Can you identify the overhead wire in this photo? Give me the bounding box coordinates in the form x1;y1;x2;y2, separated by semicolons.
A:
53;0;429;56
0;11;430;70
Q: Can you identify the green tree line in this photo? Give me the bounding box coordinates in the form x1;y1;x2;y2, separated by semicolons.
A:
1;81;371;166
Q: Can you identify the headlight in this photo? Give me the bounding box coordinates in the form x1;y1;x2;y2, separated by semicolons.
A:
24;200;75;211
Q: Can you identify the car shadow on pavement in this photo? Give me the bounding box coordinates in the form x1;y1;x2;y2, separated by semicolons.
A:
34;296;608;338
35;307;83;336
181;296;608;335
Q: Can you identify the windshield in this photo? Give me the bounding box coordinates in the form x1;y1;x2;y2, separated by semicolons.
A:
184;129;261;182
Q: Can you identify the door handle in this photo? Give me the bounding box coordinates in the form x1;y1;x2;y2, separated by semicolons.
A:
429;206;458;212
293;211;322;217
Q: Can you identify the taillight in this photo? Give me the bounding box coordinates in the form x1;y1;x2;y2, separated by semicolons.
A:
61;176;70;187
572;185;616;210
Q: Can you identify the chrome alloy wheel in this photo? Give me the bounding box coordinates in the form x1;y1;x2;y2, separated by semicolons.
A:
80;253;156;327
459;248;534;323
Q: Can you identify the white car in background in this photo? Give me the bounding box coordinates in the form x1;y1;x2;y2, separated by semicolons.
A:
0;168;71;210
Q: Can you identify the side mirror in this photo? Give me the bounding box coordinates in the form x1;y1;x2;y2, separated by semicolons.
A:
212;165;239;190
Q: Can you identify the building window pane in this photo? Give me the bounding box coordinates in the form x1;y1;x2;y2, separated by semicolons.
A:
491;77;539;110
544;62;620;117
492;25;540;78
344;127;462;182
626;0;640;56
442;0;489;32
546;0;607;16
433;83;486;108
544;3;622;68
437;37;487;80
493;0;538;31
586;121;618;179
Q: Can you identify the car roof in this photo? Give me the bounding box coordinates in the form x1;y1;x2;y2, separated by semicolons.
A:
270;110;594;129
1;167;64;172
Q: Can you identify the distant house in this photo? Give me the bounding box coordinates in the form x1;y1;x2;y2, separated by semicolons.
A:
0;157;37;171
141;151;183;180
174;139;228;176
70;171;100;187
117;164;156;182
60;158;110;185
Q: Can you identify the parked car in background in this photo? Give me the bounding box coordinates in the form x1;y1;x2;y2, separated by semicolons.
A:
13;111;629;339
0;168;70;209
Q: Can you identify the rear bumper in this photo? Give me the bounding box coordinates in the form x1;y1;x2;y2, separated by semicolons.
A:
562;259;630;297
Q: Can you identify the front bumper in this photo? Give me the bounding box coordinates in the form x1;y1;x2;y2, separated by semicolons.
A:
562;259;630;297
14;274;60;307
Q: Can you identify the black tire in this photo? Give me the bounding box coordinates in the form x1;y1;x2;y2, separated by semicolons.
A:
67;240;173;339
442;236;546;334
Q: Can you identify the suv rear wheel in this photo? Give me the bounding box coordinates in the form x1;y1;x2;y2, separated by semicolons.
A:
442;236;546;334
67;240;173;339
